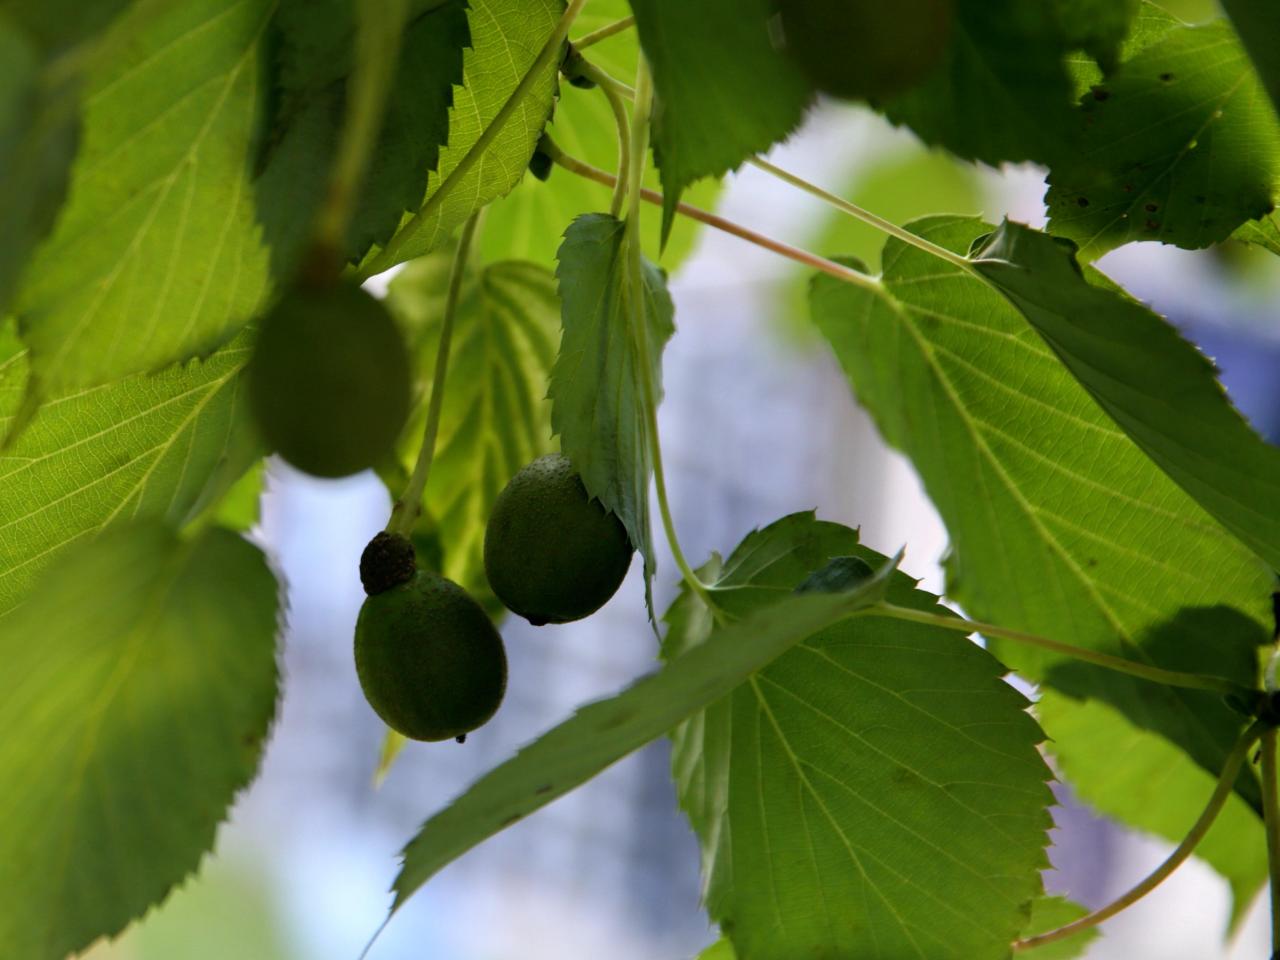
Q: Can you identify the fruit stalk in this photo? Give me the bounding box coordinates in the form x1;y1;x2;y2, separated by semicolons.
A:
388;211;481;537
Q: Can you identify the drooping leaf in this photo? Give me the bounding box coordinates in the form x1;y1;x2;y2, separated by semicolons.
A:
386;548;900;918
269;0;469;260
972;219;1280;574
14;0;292;395
667;513;1052;960
1037;691;1268;922
629;0;813;241
479;0;719;268
357;0;562;272
0;521;280;960
0;324;254;614
0;14;78;318
384;252;561;612
809;216;1271;898
551;212;672;610
881;0;1079;165
1045;19;1280;260
1219;0;1280;120
1018;895;1100;960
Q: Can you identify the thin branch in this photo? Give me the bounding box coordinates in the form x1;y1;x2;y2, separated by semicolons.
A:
573;14;635;49
871;602;1251;698
575;59;632;218
1014;720;1266;950
1263;728;1280;956
358;0;589;278
386;212;481;537
544;140;881;292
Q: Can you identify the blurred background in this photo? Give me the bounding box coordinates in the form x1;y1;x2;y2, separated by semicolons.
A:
87;0;1280;956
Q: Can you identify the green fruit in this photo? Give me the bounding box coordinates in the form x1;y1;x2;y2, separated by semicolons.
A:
484;453;633;625
354;570;507;742
780;0;954;102
248;280;411;479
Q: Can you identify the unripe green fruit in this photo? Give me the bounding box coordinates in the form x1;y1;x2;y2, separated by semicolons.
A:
354;570;507;742
484;453;633;626
780;0;954;102
248;281;411;479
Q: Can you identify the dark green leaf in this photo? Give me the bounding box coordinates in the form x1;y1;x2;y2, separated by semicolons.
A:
630;0;813;240
357;0;563;270
0;0;133;54
551;213;673;610
1056;0;1139;72
809;215;1272;901
1220;0;1280;120
881;0;1078;165
387;547;900;917
0;323;254;615
384;254;561;612
0;522;280;960
972;219;1280;575
667;513;1052;960
1046;19;1280;260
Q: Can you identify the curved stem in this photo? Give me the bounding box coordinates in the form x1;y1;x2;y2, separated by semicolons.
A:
315;0;410;253
1263;728;1280;956
746;157;974;272
544;140;880;292
386;212;481;537
621;59;715;612
870;602;1249;697
1014;720;1266;951
575;60;631;217
358;0;589;278
573;14;635;49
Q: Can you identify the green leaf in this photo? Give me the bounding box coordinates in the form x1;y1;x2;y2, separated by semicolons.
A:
696;940;735;960
551;213;672;609
0;323;253;615
0;521;280;960
881;1;1079;165
1018;895;1099;960
14;0;293;395
0;0;133;54
0;14;78;318
1220;0;1280;120
384;253;561;611
478;0;719;268
667;513;1052;960
1056;0;1139;73
809;216;1272;896
211;459;266;533
270;0;469;260
629;0;813;240
1037;691;1268;924
386;546;900;918
1045;19;1280;260
972;220;1280;575
358;0;563;271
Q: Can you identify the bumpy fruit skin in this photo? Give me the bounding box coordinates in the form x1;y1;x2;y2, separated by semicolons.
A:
359;531;417;595
484;453;633;625
248;281;411;479
780;0;954;102
355;571;507;742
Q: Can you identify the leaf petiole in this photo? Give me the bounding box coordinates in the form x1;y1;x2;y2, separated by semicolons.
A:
1263;728;1280;956
386;211;481;538
572;15;635;50
1013;720;1267;950
573;59;632;218
868;602;1251;698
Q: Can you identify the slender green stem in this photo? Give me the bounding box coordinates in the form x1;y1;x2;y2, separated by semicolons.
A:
575;60;631;217
573;14;635;49
1263;728;1280;957
358;0;589;278
870;602;1250;697
315;0;410;252
746;156;975;272
544;140;881;291
386;212;481;537
1014;720;1266;951
621;59;715;612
